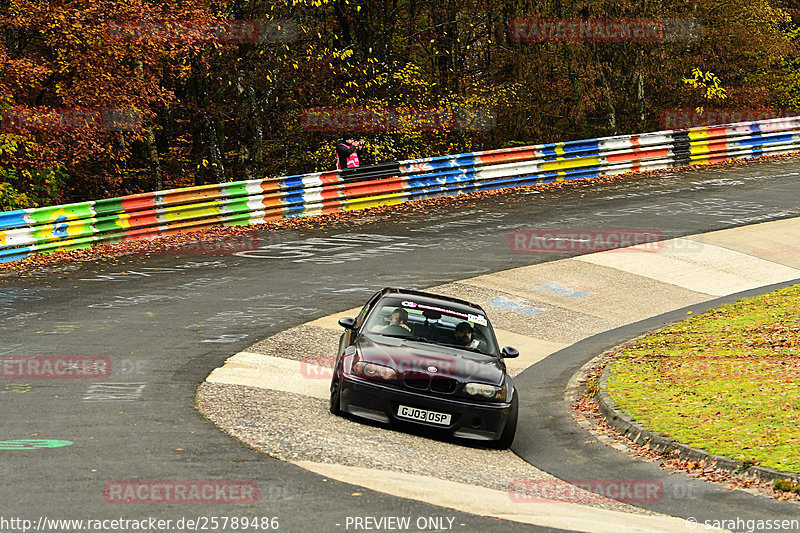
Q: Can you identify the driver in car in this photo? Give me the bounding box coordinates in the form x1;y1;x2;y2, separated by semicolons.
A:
377;308;411;333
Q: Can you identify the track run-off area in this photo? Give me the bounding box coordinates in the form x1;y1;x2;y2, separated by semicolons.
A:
3;158;800;533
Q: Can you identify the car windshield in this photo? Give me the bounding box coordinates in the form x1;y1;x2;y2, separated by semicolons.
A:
364;297;498;356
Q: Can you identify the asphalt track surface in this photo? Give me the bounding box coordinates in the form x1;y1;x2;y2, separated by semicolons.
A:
2;158;800;533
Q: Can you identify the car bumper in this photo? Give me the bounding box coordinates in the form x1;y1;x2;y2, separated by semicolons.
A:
338;376;512;441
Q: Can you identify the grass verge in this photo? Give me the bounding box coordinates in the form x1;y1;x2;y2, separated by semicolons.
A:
608;284;800;475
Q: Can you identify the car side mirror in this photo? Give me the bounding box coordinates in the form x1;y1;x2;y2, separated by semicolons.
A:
500;346;519;359
338;317;356;330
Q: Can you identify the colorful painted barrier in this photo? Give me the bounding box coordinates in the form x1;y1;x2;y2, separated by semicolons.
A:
2;115;800;262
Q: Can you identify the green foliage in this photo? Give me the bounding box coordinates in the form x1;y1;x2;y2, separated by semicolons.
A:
0;132;66;210
0;168;66;210
682;68;729;102
774;478;800;494
0;182;34;210
584;375;599;397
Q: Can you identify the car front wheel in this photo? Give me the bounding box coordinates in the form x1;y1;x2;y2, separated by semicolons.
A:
490;393;518;449
329;378;342;415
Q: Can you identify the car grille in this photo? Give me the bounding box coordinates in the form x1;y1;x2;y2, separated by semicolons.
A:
402;371;457;394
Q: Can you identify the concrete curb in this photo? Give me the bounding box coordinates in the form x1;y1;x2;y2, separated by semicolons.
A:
595;362;800;486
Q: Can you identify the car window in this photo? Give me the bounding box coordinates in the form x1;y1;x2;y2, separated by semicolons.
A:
363;297;498;356
354;291;381;328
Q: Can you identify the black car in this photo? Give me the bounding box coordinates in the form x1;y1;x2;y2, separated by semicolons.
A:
329;287;520;448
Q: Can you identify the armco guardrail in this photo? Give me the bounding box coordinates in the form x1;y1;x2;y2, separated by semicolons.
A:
2;115;800;263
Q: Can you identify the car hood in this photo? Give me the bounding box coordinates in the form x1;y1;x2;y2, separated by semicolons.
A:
355;334;505;386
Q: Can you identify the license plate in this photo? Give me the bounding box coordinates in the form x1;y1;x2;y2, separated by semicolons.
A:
397;405;451;426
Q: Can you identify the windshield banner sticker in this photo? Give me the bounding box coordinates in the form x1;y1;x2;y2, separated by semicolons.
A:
401;301;488;326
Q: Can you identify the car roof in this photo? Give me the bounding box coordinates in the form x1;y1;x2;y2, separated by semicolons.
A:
377;287;488;316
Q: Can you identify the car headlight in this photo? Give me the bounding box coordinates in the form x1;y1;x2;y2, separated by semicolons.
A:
464;382;507;401
352;361;397;381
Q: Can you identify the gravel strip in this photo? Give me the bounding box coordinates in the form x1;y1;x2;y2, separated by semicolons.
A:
248;325;340;363
197;381;661;515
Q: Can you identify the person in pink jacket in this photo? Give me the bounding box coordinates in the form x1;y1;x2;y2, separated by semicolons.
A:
335;134;363;170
